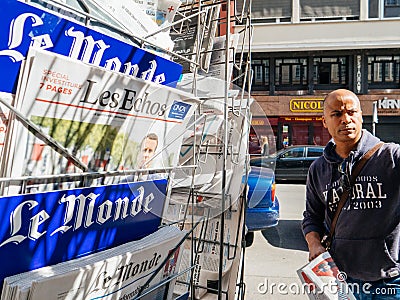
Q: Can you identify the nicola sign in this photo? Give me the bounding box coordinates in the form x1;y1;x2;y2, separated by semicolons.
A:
0;0;183;94
290;99;324;113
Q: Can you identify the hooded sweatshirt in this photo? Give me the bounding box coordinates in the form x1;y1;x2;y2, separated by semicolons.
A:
302;129;400;281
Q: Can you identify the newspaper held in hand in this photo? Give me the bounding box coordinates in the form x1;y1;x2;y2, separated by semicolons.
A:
297;252;356;300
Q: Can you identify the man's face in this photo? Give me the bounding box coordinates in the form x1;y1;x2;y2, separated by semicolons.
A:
322;90;363;145
138;138;157;168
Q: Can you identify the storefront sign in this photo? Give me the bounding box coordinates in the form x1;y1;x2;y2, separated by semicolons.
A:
378;98;400;109
251;119;265;126
283;117;323;122
377;97;400;114
289;99;324;113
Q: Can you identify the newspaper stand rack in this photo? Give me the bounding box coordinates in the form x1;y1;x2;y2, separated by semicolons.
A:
0;0;254;299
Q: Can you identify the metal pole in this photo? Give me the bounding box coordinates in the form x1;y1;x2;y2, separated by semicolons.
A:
372;101;378;136
218;0;231;298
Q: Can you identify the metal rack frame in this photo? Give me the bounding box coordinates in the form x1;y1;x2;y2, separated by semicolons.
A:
0;0;254;298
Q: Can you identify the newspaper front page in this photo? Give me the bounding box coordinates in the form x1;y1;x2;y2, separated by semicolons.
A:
0;180;169;295
2;226;185;300
3;49;199;194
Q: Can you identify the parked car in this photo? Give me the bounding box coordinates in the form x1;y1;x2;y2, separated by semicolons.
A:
250;145;324;182
245;166;279;246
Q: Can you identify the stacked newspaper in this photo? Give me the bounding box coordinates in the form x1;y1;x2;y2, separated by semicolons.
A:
171;1;221;73
297;252;356;300
1;226;185;300
0;92;13;178
170;205;245;299
170;108;249;210
177;32;241;100
88;0;177;51
129;0;182;26
166;96;250;299
199;34;240;81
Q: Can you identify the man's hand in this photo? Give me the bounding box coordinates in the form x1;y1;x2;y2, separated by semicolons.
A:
305;231;327;261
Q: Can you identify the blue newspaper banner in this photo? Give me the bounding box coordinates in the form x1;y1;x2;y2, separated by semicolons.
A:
0;179;167;289
0;0;182;94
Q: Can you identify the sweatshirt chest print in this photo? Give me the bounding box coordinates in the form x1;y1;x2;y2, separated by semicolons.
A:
324;178;387;212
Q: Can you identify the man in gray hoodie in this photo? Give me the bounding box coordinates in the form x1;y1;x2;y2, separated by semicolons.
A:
302;89;400;299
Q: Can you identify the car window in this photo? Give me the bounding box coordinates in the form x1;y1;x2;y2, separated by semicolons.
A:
282;148;304;158
307;147;324;157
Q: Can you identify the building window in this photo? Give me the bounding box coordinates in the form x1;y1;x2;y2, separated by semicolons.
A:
300;0;359;21
251;59;269;90
385;0;400;17
369;0;380;18
386;0;400;6
235;0;292;24
233;57;269;91
275;58;307;89
313;57;348;87
369;0;400;18
368;55;400;88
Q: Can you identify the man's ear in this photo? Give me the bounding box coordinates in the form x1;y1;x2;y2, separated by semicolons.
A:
322;116;327;128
